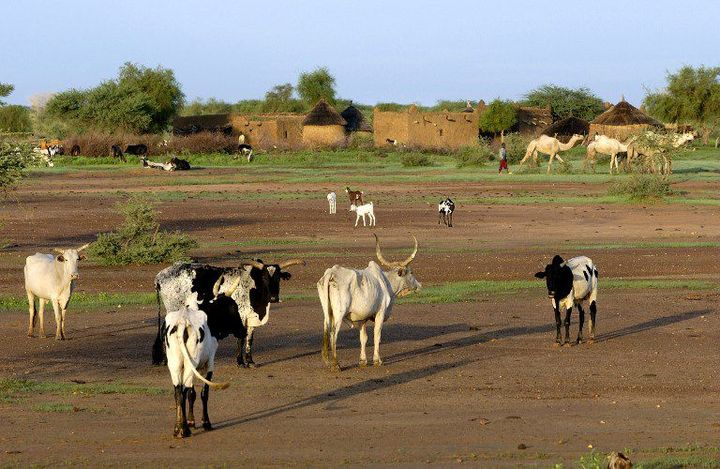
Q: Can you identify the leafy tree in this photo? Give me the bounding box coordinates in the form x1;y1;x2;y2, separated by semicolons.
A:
523;84;604;121
180;97;233;116
0;83;14;105
643;66;720;142
478;99;517;134
264;83;301;112
297;67;336;106
0;105;32;132
117;63;184;132
0;140;31;194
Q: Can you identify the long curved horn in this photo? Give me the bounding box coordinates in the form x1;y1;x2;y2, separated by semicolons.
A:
400;236;419;266
212;276;224;297
224;276;243;297
373;233;395;267
76;243;90;252
240;259;264;270
278;259;306;269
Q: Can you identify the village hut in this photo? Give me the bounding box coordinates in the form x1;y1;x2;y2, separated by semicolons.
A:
302;99;348;147
340;104;372;133
589;100;663;141
172;114;232;136
512;106;554;136
541;116;590;143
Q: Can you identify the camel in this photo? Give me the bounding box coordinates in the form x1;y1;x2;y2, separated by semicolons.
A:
585;135;635;174
519;134;584;174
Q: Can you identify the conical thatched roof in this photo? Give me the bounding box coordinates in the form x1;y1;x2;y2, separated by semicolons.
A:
340;105;372;132
591;100;662;127
542;116;589;140
303;99;347;126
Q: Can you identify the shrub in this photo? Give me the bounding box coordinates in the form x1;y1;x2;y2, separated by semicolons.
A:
63;132;164;157
608;174;673;201
454;144;493;168
400;152;433;167
0;139;31;193
347;132;374;150
0;105;32;133
166;132;237;154
89;196;197;265
502;132;533;164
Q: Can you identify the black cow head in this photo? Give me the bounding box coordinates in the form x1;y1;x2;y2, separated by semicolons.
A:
241;258;305;307
534;255;573;300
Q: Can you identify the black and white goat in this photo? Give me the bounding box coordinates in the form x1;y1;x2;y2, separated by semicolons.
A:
438;198;455;227
165;293;229;438
534;255;598;346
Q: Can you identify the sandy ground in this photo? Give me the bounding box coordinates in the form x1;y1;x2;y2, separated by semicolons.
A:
0;168;718;466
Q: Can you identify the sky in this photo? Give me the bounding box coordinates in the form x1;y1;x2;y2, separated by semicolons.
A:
2;0;719;108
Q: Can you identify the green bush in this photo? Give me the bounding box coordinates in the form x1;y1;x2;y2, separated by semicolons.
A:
400;152;433;167
89;196;197;265
502;132;533;164
0;105;32;133
454;144;493;168
0;140;31;193
608;174;673;201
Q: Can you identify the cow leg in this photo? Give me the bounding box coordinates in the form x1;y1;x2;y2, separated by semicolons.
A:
242;327;256;368
201;372;213;430
359;321;368;367
186;386;197;428
60;306;68;340
38;299;47;338
173;385;190;438
563;307;572;346
373;313;385;366
322;318;331;365
576;304;585;344
448;212;453;227
589;301;597;343
553;307;562;346
236;335;245;367
26;291;36;337
330;320;341;372
52;300;63;340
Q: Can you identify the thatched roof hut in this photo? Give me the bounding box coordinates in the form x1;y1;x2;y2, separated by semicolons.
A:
542;116;589;143
340;104;372;132
302;99;348;148
589;100;663;141
172;114;233;135
513;106;554;136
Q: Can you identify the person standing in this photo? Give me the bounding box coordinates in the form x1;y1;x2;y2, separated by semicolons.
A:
498;142;511;174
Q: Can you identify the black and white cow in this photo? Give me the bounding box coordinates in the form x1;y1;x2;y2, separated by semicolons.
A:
152;258;305;368
534;255;598;346
438;197;455;227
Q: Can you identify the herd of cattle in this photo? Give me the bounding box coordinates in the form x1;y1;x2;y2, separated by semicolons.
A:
21;189;599;437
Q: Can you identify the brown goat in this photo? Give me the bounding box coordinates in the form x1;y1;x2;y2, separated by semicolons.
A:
345;186;364;206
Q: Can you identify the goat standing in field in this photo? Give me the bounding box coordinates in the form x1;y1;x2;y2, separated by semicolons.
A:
327;192;337;214
438;197;455;227
345;187;364;206
350;202;375;227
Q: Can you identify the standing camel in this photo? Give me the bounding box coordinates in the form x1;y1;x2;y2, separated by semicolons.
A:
520;134;584;174
585;135;635;174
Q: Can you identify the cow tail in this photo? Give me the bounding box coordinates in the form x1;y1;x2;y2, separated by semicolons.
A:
322;275;334;360
151;282;165;366
177;321;229;389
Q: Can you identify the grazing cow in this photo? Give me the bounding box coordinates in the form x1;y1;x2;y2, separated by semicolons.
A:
345;186;364;206
350;202;376;227
70;144;81;156
125;143;148;156
238;144;254;162
438;197;455;227
165;293;229;438
24;244;90;340
47;145;64;157
317;235;421;370
534;255;599;346
327;192;337;214
111;145;126;162
153;258;306;368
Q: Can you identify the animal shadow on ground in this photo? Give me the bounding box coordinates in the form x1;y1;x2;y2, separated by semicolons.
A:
594;309;709;343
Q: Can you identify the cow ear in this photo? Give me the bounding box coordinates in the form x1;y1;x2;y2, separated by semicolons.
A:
280;271;292;280
79;254;86;261
56;255;65;262
534;271;546;279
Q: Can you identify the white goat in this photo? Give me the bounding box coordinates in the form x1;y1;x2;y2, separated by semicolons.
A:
350;202;375;227
327;192;337;214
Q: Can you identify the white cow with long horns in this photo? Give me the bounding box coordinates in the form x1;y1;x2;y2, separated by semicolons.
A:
24;243;90;340
317;234;422;371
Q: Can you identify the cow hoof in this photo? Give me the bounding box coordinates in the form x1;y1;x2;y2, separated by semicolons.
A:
562;342;572;348
359;360;367;368
552;342;561;348
203;422;213;431
373;359;383;367
588;338;595;344
187;420;196;428
330;363;341;372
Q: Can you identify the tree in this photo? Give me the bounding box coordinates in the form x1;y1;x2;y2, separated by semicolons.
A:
643;66;720;142
297;67;336;106
0;83;14;105
117;63;184;132
478;99;517;134
523;84;604;121
0;105;32;132
180;97;233;116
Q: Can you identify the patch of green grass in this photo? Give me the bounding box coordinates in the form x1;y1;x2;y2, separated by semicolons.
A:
0;378;164;402
32;402;76;413
0;292;155;312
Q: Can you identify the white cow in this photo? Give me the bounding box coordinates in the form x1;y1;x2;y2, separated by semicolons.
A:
165;293;229;438
24;244;89;340
317;235;421;370
350;202;375;227
327;191;337;214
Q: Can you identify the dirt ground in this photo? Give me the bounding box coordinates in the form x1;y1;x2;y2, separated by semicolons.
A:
0;168;718;466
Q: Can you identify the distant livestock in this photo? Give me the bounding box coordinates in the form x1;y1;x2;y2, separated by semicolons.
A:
345;186;364;206
24;244;90;340
438;197;455;227
125;144;148;156
142;156;191;171
153;258;306;368
238;144;254;162
350;202;375;227
70;144;81;156
317;235;421;370
535;255;599;346
111;145;126;162
327;192;337;214
165;293;229;438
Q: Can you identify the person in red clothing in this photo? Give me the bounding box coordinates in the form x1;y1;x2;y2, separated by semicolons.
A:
498;142;510;174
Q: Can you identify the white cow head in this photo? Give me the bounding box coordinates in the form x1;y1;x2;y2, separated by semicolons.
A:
373;234;422;298
53;244;90;280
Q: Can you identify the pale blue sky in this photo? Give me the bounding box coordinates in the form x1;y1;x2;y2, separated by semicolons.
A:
2;0;718;107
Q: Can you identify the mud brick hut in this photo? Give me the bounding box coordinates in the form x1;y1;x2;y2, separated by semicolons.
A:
373;104;479;151
302;99;348;148
512;106;554;136
341;104;372;133
541;116;590;143
589;100;663;141
172;114;233;136
229;114;304;150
